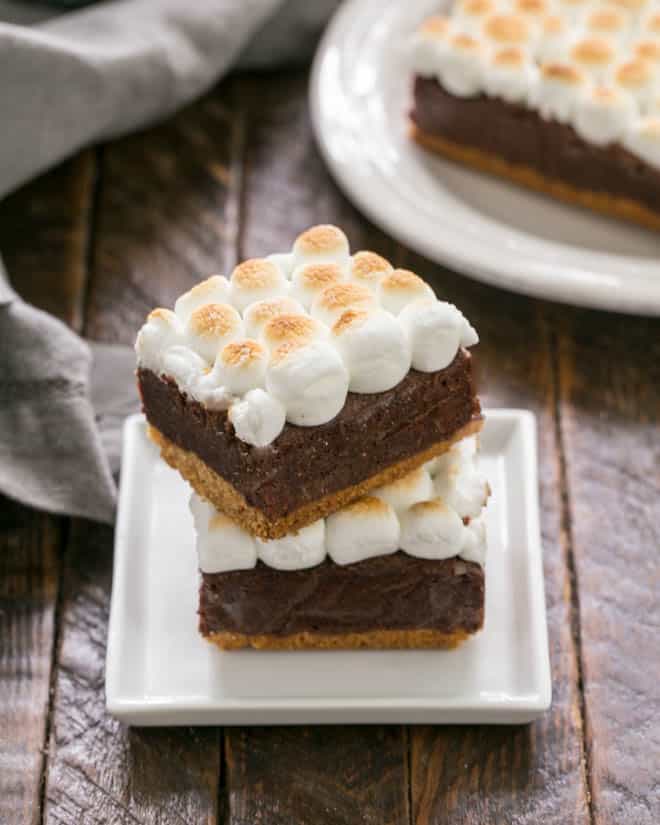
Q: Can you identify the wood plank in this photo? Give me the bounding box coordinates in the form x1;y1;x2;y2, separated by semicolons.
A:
43;80;243;824
0;150;94;824
232;68;590;825
0;152;95;332
557;308;660;825
0;501;61;825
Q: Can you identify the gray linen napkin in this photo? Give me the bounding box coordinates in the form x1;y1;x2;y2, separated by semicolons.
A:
0;0;338;523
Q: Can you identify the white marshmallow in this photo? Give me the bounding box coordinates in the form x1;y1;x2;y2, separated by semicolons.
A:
326;497;400;566
454;0;496;35
399;299;473;372
485;46;539;103
331;309;411;393
310;282;376;328
460;517;487;566
190;494;257;574
135;308;184;371
377;269;435;315
584;7;629;46
290;262;345;309
570;37;616;82
260;313;327;352
266;252;295;279
439;33;487;97
372;468;434;513
534;15;572;63
399;498;466;560
256;520;326;570
228;388;286;447
624;115;660;167
185;302;243;362
292;224;350;268
613;57;658;109
483;13;534;47
409;16;452;76
434;462;490;520
266;340;349;426
634;38;660;67
425;435;478;478
243;296;305;339
349;251;393;291
174;276;231;323
160;345;208;396
211;339;268;395
229;258;288;313
574;84;636;145
536;62;589;122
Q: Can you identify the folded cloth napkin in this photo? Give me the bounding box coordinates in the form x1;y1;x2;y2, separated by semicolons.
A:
0;0;338;523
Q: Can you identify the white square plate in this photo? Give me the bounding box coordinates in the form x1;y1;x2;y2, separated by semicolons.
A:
106;410;551;726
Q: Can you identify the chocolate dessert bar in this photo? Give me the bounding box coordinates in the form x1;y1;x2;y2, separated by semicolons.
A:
191;435;489;650
136;225;482;539
409;3;660;230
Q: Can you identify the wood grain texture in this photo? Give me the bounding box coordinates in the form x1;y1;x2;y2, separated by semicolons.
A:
0;501;61;825
0;152;95;332
42;520;221;825
557;309;660;825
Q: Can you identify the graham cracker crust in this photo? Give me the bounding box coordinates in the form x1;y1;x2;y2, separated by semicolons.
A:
149;417;482;539
411;125;660;233
206;627;479;650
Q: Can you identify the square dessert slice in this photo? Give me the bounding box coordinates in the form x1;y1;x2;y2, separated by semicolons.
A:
192;435;489;651
409;4;660;231
136;224;482;539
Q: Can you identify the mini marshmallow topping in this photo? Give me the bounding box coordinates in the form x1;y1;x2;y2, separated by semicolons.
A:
135;225;479;447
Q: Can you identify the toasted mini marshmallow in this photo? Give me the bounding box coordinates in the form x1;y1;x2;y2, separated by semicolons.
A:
485;46;539;103
229;258;288;313
634;38;660;66
266;252;295;279
642;10;660;36
536;62;588;122
290;262;345;309
454;0;496;35
584;7;628;46
349;251;393;291
376;269;434;315
624;115;660;167
410;16;452;75
513;0;550;21
185;302;243;361
211;339;268;395
228;388;286;447
160;345;208;396
310;282;376;328
460;517;487;566
243;296;306;339
257;519;326;571
555;0;591;22
483;13;533;49
399;299;477;372
614;58;657;109
609;0;650;15
434;459;490;520
574;84;637;144
331;309;411;393
174;275;231;323
190;495;257;574
570;37;616;81
260;313;327;351
326;497;400;566
399;498;465;560
535;15;571;63
292;224;350;268
439;33;486;97
424;435;478;478
266;340;349;426
372;468;435;513
135;308;184;370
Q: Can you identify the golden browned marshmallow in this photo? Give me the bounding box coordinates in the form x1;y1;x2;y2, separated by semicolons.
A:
483;13;531;44
229;258;287;312
186;303;242;361
310;282;376;327
349;251;393;289
514;0;549;17
174;275;231;322
261;313;325;350
419;14;451;36
570;37;616;78
214;339;269;395
376;268;434;315
292;224;350;265
242;296;305;338
644;12;660;35
291;262;345;308
585;6;627;37
634;39;660;64
609;0;648;13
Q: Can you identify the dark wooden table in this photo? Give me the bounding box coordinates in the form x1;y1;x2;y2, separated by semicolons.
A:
1;69;659;825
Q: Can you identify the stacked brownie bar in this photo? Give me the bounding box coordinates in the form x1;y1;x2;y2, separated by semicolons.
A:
136;224;489;650
409;1;660;230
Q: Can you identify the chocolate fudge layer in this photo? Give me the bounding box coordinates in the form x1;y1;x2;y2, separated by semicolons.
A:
411;76;660;228
199;553;485;650
139;347;481;538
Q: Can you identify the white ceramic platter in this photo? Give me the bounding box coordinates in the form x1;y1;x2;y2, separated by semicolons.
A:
309;0;660;315
106;411;550;726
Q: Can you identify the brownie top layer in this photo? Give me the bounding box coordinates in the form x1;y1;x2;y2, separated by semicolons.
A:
409;7;660;173
135;223;479;449
138;346;481;520
199;553;485;637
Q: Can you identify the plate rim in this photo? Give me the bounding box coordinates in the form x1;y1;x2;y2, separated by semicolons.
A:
309;0;660;316
106;410;551;726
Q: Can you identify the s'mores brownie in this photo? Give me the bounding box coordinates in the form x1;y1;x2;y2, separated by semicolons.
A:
192;435;489;650
409;1;660;230
136;225;482;540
